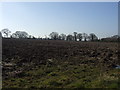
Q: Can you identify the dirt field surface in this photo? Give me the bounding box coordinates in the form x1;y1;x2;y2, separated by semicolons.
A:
2;38;120;88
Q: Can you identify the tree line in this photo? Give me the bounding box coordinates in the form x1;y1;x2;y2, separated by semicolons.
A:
49;32;98;41
0;28;119;42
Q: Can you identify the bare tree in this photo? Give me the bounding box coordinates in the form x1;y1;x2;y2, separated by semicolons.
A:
27;35;36;39
11;33;17;38
82;33;88;41
77;33;82;41
1;28;11;38
73;32;77;41
58;35;62;40
66;34;73;41
28;35;33;39
59;33;66;40
11;31;29;38
49;32;59;40
89;33;98;41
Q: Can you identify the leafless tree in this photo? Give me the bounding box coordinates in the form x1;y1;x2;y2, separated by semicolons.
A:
11;31;29;38
28;35;33;39
89;33;98;41
59;33;66;40
82;33;88;41
11;33;17;38
66;34;73;41
1;28;11;38
77;33;82;41
58;35;62;40
73;32;77;41
49;32;59;40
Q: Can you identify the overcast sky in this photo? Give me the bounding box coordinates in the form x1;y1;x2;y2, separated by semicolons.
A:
0;2;118;38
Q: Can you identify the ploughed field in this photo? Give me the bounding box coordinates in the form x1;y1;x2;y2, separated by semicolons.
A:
2;38;120;88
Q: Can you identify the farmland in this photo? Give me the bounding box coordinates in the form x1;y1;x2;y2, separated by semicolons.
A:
2;38;120;88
